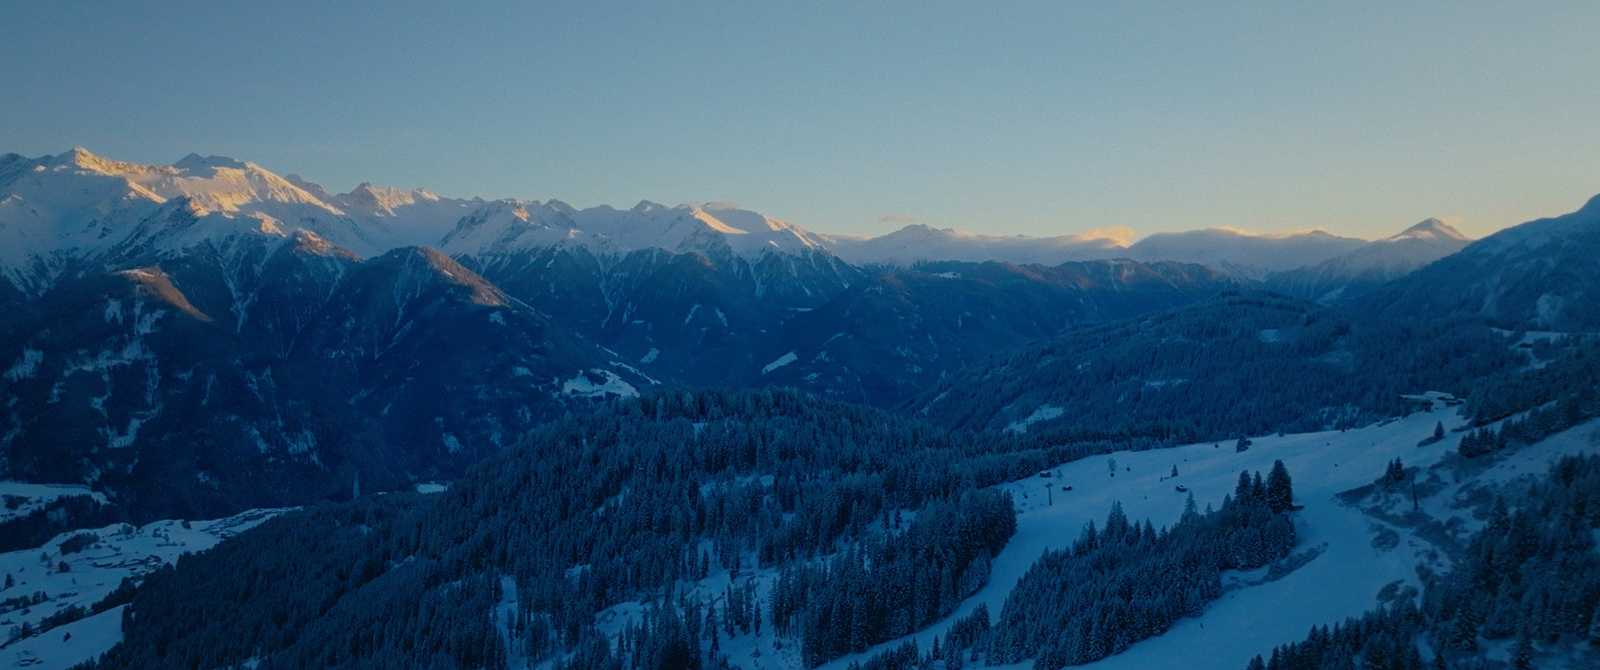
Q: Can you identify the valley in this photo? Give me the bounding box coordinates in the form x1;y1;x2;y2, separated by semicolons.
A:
1;148;1597;670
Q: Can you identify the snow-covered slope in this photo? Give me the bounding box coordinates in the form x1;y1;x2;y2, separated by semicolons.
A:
622;407;1595;670
0;497;288;670
1120;227;1369;279
3;147;1486;291
819;224;1135;267
826;410;1597;670
1360;195;1600;331
816;224;1377;276
306;179;484;252
1264;219;1473;302
438;199;834;261
0;149;374;294
1323;218;1472;275
0;483;106;524
0;149;854;293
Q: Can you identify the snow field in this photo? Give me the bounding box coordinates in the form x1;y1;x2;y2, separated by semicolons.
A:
817;409;1599;670
0;507;289;670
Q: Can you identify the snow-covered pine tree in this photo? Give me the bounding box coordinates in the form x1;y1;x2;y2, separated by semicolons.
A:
1266;459;1293;512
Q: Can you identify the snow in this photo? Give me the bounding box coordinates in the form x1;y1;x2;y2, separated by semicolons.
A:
818;224;1133;268
492;404;1600;670
493;576;526;670
1004;405;1064;434
2;349;42;382
561;369;639;398
588;544;802;670
0;507;289;668
1267;218;1473;291
0;148;373;291
441;433;464;454
1122;228;1368;278
0;482;106;524
437;199;834;263
100;417;141;449
1385;218;1470;243
0;148;1480;293
761;352;798;374
3;604;125;670
815;411;1600;670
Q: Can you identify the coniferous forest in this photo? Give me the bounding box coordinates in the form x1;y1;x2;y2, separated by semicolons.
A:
82;389;1049;670
910;296;1523;444
47;320;1597;670
987;463;1297;668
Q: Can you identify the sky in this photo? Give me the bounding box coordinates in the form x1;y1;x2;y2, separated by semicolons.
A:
3;1;1599;241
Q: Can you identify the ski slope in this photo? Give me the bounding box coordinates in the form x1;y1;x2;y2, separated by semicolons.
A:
809;407;1598;670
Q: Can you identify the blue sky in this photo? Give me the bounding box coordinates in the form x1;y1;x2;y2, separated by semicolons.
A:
3;1;1598;240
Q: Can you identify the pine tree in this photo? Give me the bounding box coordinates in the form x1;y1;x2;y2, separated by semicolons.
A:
1236;471;1255;501
1266;460;1293;512
1511;627;1534;670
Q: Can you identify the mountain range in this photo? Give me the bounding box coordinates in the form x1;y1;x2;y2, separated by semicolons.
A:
0;147;1582;521
4;147;1600;670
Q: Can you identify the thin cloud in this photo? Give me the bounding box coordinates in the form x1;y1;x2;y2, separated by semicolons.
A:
879;214;914;224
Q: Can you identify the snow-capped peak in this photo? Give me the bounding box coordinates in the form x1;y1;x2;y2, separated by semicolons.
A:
630;200;671;215
0;148;391;291
341;182;443;217
47;147;156;176
281;174;335;201
1384;218;1469;243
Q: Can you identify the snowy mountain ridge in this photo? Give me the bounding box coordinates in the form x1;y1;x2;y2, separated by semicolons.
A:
0;149;843;297
1262;218;1474;303
0;148;1474;292
817;223;1137;267
434;199;834;261
1117;227;1369;279
1359;193;1600;330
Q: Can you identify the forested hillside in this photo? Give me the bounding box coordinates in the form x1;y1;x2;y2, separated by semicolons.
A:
909;293;1520;445
751;260;1243;406
82;389;1069;670
988;463;1297;667
39;329;1600;670
1358;194;1600;331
